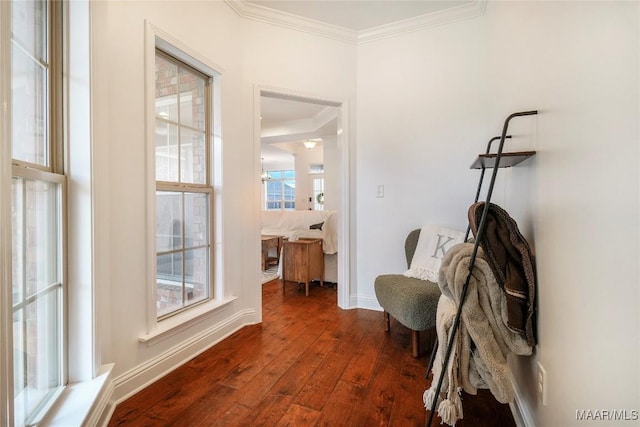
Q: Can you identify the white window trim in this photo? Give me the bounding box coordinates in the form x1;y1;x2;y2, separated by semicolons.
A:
143;21;227;342
0;1;14;423
5;0;69;424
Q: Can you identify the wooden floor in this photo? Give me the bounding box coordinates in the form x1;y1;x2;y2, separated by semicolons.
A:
109;279;516;426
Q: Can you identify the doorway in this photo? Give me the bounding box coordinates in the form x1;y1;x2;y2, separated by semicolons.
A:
255;87;349;309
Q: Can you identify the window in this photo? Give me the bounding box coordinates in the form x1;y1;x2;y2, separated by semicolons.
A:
155;49;213;319
10;0;66;425
265;170;295;211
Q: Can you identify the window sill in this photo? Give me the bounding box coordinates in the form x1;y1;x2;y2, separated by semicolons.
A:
41;363;114;427
138;297;238;345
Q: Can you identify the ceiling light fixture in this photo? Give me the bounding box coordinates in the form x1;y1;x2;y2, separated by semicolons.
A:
303;140;317;149
260;158;271;182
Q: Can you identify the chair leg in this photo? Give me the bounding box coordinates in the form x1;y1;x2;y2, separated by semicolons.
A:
383;311;390;332
411;330;420;358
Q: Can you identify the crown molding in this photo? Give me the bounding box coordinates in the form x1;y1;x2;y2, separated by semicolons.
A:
224;0;358;44
358;0;487;43
224;0;486;45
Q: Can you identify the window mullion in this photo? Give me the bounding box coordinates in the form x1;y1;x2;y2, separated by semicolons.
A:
205;80;211;187
156;181;209;192
1;0;13;421
176;66;182;185
10;38;49;71
49;0;63;175
155;117;201;134
13;282;62;312
181;192;186;309
20;180;27;425
158;247;203;257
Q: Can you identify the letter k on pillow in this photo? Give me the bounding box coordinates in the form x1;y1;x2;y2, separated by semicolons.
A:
403;225;466;282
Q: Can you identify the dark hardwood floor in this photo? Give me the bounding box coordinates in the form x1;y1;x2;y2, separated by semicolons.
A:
109;279;516;426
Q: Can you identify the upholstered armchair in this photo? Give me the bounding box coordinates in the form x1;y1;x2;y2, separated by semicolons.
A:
374;227;463;357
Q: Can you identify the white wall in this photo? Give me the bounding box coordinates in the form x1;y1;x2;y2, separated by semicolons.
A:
356;1;638;426
91;0;356;403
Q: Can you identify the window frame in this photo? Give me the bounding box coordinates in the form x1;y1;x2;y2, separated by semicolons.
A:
264;169;296;211
143;22;227;332
3;1;103;424
154;48;214;320
142;22;229;343
7;0;67;425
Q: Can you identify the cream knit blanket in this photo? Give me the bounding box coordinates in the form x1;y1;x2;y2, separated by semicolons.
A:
423;243;532;426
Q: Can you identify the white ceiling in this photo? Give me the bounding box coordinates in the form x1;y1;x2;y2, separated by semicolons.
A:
260;96;338;164
261;96;328;126
246;0;471;32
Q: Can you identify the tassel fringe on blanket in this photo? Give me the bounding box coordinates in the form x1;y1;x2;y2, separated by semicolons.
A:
423;243;533;426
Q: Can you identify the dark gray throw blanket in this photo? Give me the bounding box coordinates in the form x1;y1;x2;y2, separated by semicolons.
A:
468;202;537;347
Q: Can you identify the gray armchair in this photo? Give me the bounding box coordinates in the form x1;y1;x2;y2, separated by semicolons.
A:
374;229;441;357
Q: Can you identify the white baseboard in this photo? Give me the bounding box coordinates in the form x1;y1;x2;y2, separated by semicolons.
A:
352;294;383;311
510;372;535;427
99;308;257;426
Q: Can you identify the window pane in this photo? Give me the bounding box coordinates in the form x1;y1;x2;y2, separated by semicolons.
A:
178;68;206;131
13;290;61;426
180;128;206;184
155;55;178;122
12;309;25;402
269;171;281;180
157;252;183;317
26;179;59;296
155;120;179;182
185;247;208;306
156;191;183;252
12;178;25;303
283;180;295;201
184;192;208;248
11;0;48;63
283;170;295;179
266;180;281;201
12;178;60;300
12;43;48;166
